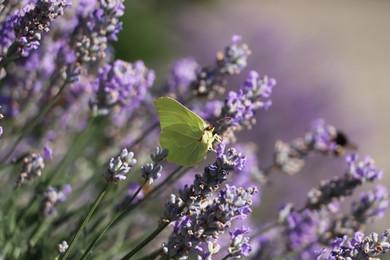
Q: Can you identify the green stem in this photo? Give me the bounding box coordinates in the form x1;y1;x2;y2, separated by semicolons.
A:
136;248;163;260
29;217;54;247
79;180;148;260
112;166;185;227
221;254;232;260
0;75;70;165
45;117;96;185
60;183;110;260
120;222;170;260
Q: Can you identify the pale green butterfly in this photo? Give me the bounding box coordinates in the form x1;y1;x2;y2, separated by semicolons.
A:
154;97;221;167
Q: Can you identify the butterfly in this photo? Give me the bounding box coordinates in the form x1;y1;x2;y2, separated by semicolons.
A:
154;97;220;166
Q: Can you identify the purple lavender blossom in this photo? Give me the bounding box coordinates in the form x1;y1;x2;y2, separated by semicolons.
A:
162;143;247;223
11;0;71;58
328;230;390;259
214;70;276;137
104;148;136;183
89;60;155;125
191;35;251;98
217;35;251;75
322;185;389;243
167;57;200;99
73;0;124;63
15;152;45;187
273;119;354;176
283;208;323;253
228;226;252;258
141;163;162;185
306;153;383;210
0;12;16;59
162;185;257;259
352;185;389;222
40;184;72;218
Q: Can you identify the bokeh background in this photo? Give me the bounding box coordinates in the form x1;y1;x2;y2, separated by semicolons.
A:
116;0;390;248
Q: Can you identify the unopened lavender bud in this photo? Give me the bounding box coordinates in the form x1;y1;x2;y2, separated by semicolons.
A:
150;146;168;163
104;148;136;183
57;240;68;254
141;163;162;185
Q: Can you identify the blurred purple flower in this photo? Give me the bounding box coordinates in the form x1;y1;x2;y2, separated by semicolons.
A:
40;184;72;218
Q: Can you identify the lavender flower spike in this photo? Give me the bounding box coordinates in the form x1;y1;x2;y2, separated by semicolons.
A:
217;35;251;76
11;0;71;58
73;0;125;62
104;148;136;183
40;185;72;218
306;153;383;210
329;229;390;259
141;163;162;185
57;240;69;254
89;60;155;120
162;185;257;259
15;152;45;187
228;226;252;258
216;70;276;134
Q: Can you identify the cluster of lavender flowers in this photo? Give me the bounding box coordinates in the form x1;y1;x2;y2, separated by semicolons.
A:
0;1;388;259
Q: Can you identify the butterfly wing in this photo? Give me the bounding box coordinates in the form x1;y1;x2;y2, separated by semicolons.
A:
155;97;211;166
160;124;209;166
154;97;205;130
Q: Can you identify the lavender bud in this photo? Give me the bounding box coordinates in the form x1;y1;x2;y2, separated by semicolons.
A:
15;152;45;187
12;0;71;58
141;163;162;185
104;148;136;183
306;153;383;210
40;185;71;218
150;146;168;163
57;240;68;254
329;230;390;259
228;226;252;258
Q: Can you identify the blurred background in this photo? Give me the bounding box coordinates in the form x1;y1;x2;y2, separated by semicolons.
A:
115;0;390;241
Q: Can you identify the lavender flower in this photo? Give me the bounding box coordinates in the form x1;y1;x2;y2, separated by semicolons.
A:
162;185;257;259
215;71;276;136
89;60;155;124
228;226;252;258
73;0;124;63
57;240;69;254
150;146;168;163
352;184;389;222
167;57;200;98
325;185;390;240
104;148;136;183
161;143;246;223
273;119;354;175
15;152;45;186
191;35;251;98
306;153;383;210
0;106;3;137
40;184;72;218
141;163;162;185
283;208;327;257
10;0;71;59
328;230;390;259
0;12;15;59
